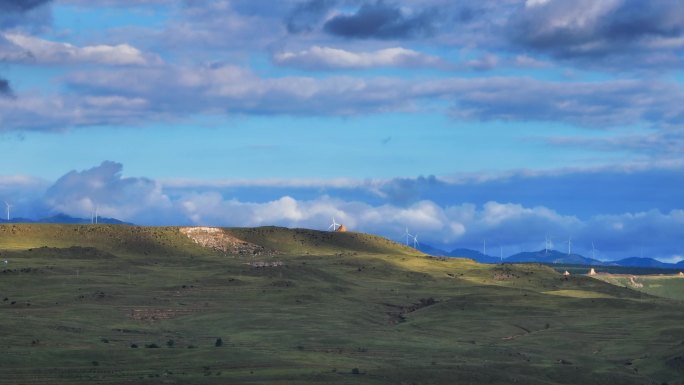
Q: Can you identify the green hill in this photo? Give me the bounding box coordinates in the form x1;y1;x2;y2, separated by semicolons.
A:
591;273;684;301
1;224;684;385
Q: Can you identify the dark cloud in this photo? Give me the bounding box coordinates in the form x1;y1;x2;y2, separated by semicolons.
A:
0;77;13;98
323;1;437;39
0;0;51;12
509;0;684;66
0;0;52;30
286;0;338;33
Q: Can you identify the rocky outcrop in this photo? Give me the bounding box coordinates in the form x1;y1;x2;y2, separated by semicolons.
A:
180;227;274;256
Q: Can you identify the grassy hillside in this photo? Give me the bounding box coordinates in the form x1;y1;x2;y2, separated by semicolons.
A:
1;224;684;385
592;273;684;301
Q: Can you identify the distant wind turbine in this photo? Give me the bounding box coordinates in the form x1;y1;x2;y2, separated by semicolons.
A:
500;245;503;263
403;227;413;246
483;239;487;256
591;242;598;260
567;237;572;256
328;217;339;232
412;234;419;249
544;234;550;254
3;201;12;221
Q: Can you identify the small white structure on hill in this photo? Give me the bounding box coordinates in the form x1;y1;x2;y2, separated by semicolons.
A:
563;270;570;276
588;268;597;276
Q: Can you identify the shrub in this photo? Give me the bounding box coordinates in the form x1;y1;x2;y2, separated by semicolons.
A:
145;343;160;349
215;338;223;347
166;339;175;347
351;368;360;375
130;344;138;348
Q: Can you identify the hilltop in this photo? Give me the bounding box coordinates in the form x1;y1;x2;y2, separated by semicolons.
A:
1;224;684;385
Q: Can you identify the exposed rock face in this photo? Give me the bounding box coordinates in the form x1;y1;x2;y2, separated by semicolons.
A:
335;224;347;232
180;227;273;256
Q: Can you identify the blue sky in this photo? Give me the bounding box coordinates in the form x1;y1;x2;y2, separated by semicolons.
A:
0;0;683;262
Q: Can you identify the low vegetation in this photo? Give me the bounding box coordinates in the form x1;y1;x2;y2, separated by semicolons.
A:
1;224;683;384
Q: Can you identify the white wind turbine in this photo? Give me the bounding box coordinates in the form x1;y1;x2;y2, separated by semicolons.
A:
412;233;419;249
403;227;413;246
591;242;598;260
91;205;99;224
3;201;12;221
544;234;550;254
328;217;339;231
567;237;572;256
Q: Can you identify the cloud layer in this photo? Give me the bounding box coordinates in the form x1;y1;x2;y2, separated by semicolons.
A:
3;162;682;262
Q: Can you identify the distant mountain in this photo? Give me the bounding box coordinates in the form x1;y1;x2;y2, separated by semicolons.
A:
612;257;677;269
411;243;684;269
416;243;449;256
415;244;501;263
505;250;604;265
1;214;132;225
448;248;502;264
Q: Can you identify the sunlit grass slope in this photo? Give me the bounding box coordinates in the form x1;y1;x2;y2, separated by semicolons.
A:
1;224;684;385
592;273;684;301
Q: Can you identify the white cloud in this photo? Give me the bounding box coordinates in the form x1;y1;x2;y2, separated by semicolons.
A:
274;46;444;70
525;0;550;7
1;33;161;66
44;161;172;220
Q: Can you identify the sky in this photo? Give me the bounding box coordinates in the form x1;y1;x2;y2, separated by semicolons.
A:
0;0;683;262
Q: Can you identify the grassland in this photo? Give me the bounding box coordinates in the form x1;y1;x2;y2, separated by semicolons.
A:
591;273;684;301
1;224;684;384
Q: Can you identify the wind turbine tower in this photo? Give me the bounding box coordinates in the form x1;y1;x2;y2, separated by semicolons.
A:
483;239;487;256
567;237;572;256
3;201;11;221
328;217;339;232
403;227;413;246
544;234;550;254
412;234;419;249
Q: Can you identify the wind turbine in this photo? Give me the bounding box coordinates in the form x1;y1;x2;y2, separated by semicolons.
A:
567;237;572;256
3;201;11;221
500;245;503;263
591;242;598;260
328;217;339;231
403;227;413;246
483;239;487;256
544;234;550;254
412;234;419;249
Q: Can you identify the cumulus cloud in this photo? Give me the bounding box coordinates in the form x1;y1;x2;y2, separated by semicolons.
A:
1;33;161;66
509;0;684;67
323;2;437;39
273;46;443;70
44;161;172;221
